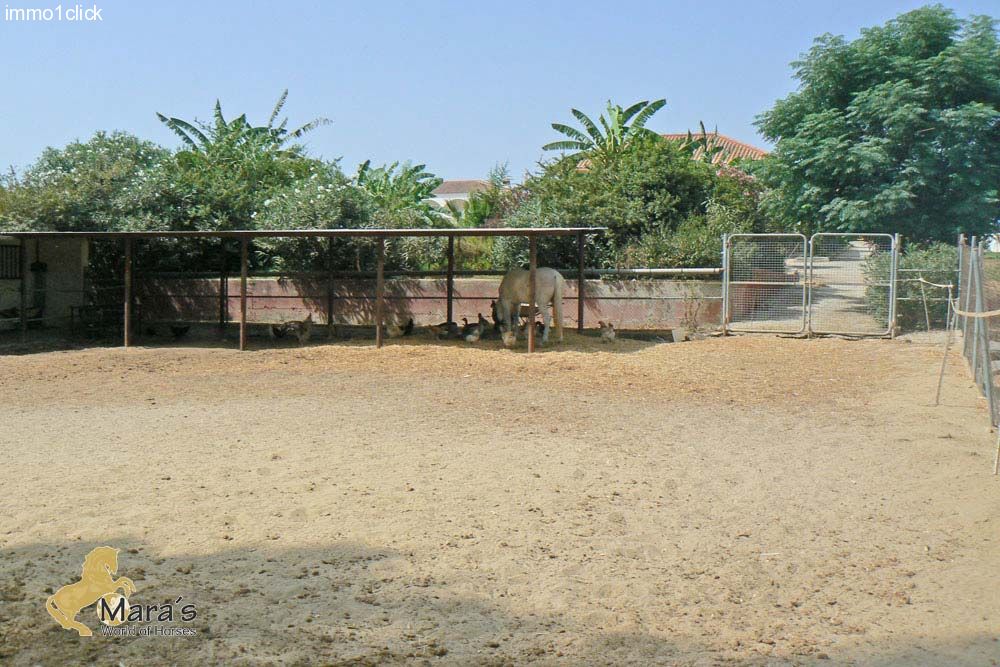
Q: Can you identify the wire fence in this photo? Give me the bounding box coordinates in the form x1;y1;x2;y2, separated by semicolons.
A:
948;236;1000;473
956;237;997;423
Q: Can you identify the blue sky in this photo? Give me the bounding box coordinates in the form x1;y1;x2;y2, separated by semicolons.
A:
1;0;996;181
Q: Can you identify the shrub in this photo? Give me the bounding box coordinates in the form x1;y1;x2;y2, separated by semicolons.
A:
496;135;782;269
864;243;957;330
0;131;169;232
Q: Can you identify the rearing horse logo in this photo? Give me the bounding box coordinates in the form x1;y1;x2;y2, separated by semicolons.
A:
45;546;136;637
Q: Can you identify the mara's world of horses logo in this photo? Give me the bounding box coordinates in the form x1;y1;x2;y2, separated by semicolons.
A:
45;546;198;637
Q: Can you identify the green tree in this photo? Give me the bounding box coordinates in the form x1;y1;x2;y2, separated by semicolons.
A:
353;160;445;227
532;135;716;245
252;163;373;271
495;135;773;268
156;90;330;156
756;6;1000;242
149;92;332;232
0;131;169;231
543;99;666;163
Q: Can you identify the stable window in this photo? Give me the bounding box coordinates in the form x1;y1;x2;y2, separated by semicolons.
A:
0;245;20;279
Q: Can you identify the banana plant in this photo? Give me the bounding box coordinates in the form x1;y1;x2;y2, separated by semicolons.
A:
354;160;446;226
681;121;725;163
543;99;666;162
156;90;331;156
445;195;492;228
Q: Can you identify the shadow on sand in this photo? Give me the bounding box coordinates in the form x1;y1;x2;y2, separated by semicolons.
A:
1;538;995;666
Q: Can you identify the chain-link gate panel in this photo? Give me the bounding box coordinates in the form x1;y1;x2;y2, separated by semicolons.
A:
808;234;895;336
724;234;807;333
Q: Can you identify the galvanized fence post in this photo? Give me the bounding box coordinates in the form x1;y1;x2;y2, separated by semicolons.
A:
957;233;965;338
889;234;903;338
974;242;997;426
970;240;981;379
964;236;977;361
802;234;816;338
722;234;729;336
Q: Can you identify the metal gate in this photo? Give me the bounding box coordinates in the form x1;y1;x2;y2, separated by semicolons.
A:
808;233;896;336
723;233;898;336
723;234;808;333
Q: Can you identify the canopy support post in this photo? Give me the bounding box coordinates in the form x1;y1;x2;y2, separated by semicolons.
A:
239;238;248;351
528;237;537;353
375;237;385;348
123;238;133;348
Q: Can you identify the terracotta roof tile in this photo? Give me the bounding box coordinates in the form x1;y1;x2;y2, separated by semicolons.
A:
575;133;767;171
432;180;489;196
660;133;768;164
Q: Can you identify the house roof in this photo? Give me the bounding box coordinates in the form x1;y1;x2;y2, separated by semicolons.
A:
660;133;768;164
432;179;489;196
575;133;768;171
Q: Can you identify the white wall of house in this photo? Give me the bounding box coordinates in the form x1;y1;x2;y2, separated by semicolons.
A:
428;192;474;207
0;236;88;328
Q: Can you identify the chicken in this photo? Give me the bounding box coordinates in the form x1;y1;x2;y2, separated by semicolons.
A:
293;314;313;345
170;325;191;340
519;320;545;336
490;300;504;333
387;317;415;339
598;320;616;342
428;321;459;340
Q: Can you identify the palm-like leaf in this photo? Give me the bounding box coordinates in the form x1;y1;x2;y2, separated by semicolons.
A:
269;90;288;127
156;114;210;149
620;101;648;125
571;109;604;144
550;123;590;143
213;100;227;128
288;117;332;139
544;98;667;162
681;121;725;163
542;140;591;152
629;99;667;132
157;92;331;157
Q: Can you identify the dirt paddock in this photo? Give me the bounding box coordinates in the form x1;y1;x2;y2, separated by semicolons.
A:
1;335;999;665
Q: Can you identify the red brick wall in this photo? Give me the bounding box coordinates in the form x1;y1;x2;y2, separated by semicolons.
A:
138;276;723;330
728;268;801;319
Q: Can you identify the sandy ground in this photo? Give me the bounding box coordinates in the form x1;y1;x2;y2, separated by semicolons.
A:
1;333;999;666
